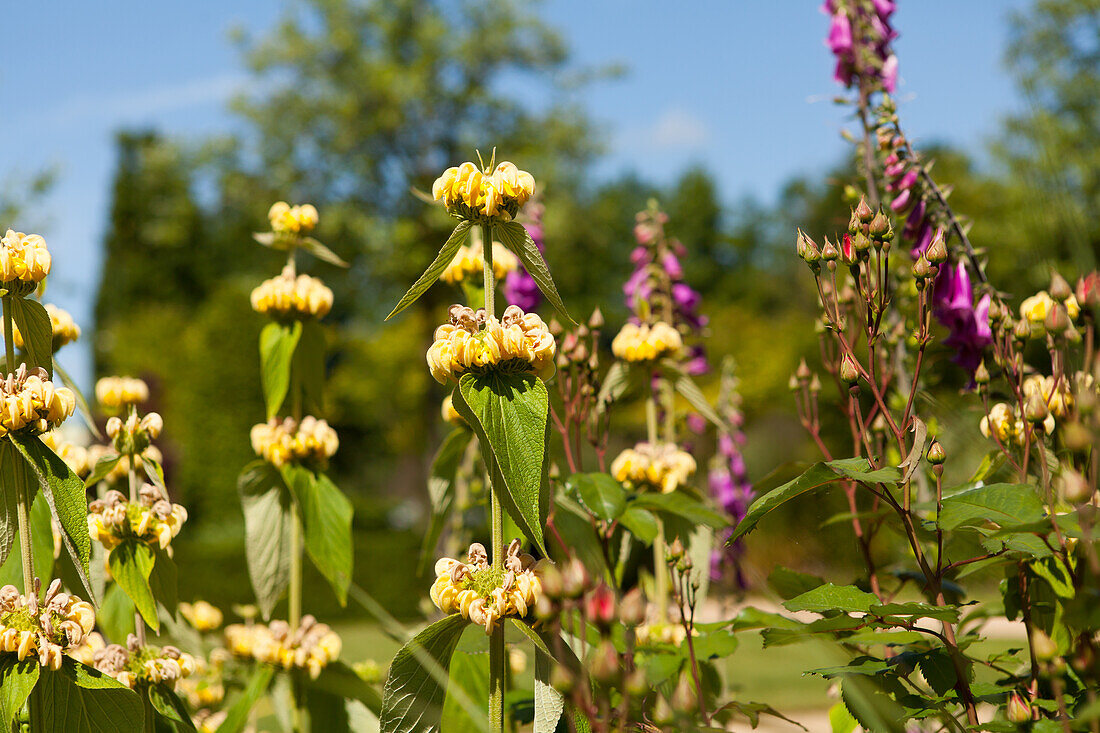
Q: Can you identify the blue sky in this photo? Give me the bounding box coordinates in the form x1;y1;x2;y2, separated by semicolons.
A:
0;0;1028;388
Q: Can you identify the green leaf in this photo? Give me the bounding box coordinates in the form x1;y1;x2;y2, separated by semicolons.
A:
295;319;327;414
300;235;350;267
839;676;906;733
283;466;353;605
0;489;53;588
420;429;473;575
148;547;178;617
0;438;36;569
968;450;1007;484
567;473;626;522
869;602;959;622
238;460;293;619
386;221;472;321
304;661;383;714
140;454;166;493
731;458;896;542
631;491;727;528
84;453;122;488
108;539;159;632
533;649;564;733
829;701;858;733
495;221;575;325
38;658;144;733
0;655;38;730
618;506;658;543
441;648;488;733
768;566;826;600
304;685;350;732
938;483;1044;530
452;371;549;555
596;360;641;410
259;320;302;419
55;361;100;438
10;433;92;596
96;584;136;646
380;614;470;733
10;297;53;377
668;368;724;428
216;665;274;733
783;583;879;614
148;683;195;730
916;650;957;696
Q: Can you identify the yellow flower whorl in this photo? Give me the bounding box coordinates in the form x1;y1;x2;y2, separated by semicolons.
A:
441;241;518;285
95;376;149;410
92;636;196;690
250;416;339;468
250;264;333;319
0;579;96;670
0;230;51;292
611;321;683;363
430;541;542;634
88;486;188;551
179;601;224;632
980;402;1053;445
224;616;341;679
611;441;697;493
426;304;556;384
0;365;76;437
432;161;535;223
268;201;319;235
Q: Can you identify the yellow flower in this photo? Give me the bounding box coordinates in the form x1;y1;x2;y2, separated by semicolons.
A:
180;601;224;632
441;395;466;428
426;304;555;384
95;376;149;410
92;640;195;690
0;230;51;292
268;201;319;235
1020;291;1055;324
980;401;1053;445
440;241;518;285
87;486;188;551
430;541;542;634
432;160;535;223
1023;374;1072;418
0;579;96;669
250;416;339;468
251;264;333;319
224;617;340;678
0;365;76;437
42;431;91;478
611;321;683;363
611;442;697;493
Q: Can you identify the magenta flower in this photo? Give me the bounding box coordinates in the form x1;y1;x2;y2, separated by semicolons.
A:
933;262;993;378
504;206;545;311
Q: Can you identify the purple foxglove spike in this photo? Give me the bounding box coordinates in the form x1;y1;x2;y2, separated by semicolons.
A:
828;10;853;54
662;252;683;279
890;187;911;212
882;54;899;92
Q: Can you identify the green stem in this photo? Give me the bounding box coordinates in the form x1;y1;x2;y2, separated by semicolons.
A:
2;296;35;600
645;393;668;622
288;323;305;733
127;443;147;646
482;222;505;732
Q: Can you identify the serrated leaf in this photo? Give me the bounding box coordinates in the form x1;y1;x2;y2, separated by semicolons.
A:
84;453;121;488
300;236;349;267
295;319;327;414
10;433;92;596
495;221;574;325
631;491;727;529
283;466;353;605
108;539;158;632
216;665;274;733
783;583;879;614
618;506;658;543
829;700;858;733
259;320;302;419
0;438;35;570
238;460;293;619
38;659;144;733
533;649;563;733
0;655;38;730
839;675;906;733
938;483;1044;530
148;682;195;730
10;297;52;377
452;371;548;555
869;602;959;622
148;547;178;617
916;650;957;696
387;221;472;321
567;472;626;521
420;429;473;575
380;614;470;733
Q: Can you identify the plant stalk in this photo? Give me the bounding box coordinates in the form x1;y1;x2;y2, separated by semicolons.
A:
3;296;35;598
127;444;147;647
645;392;668;622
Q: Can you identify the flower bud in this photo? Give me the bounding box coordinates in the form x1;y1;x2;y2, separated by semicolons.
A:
619;588;645;627
667;537;685;562
855;197;875;224
1077;272;1100;308
1064;421;1093;452
796;230;820;265
1059;468;1094;504
975;360;990;385
539;564;564;600
587;308;604;329
1050;272;1072;301
1032;630;1058;662
787;374;800;392
848;209;862;236
1006;692;1031;724
851;232;872;254
912;256;934;286
795;359;811;382
1024;392;1050;424
1045;304;1070;333
809;374;822;393
926;440;946;465
840;354;860;385
1013;318;1032;342
925;228;948;264
869;212;892;242
589;640;621;684
561;558;588;598
820;238;839;263
624;669;648;697
671;672;699;715
652;694;675;726
584;584;616;630
534;594;556;621
106;417;123;440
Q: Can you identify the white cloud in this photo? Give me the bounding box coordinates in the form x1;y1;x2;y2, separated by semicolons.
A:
618;106;712;154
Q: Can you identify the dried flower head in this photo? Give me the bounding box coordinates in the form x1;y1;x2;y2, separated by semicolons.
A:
87;485;188;551
95;376;149;411
0;579;95;670
250;416;339;469
250;264;333;320
0;365;76;437
0;230;51;294
611;441;697;494
429;540;542;634
426;304;555;384
432;161;535;223
610;321;683;363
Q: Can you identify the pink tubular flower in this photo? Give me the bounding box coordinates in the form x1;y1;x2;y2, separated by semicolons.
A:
933;263;993;379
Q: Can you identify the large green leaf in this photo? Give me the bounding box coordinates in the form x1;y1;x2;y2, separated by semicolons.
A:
420;429;473;575
937;483;1044;530
567;473;626;522
730;458;898;542
441;648;488;733
533;648;564;733
108;539;159;632
452;371;549;554
259;320;302;419
768;566;826;600
496;221;574;324
0;490;53;588
304;661;383;714
10;297;53;377
631;491;727;529
295;319;327;414
783;583;879;614
216;665;274;733
10;433;92;595
386;221;473;321
38;659;144;733
618;506;659;543
380;614;470;733
83;452;121;488
0;656;38;730
300;235;350;267
96;583;136;642
148;547;179;617
282;465;353;605
0;438;35;570
238;460;293;619
148;683;195;731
